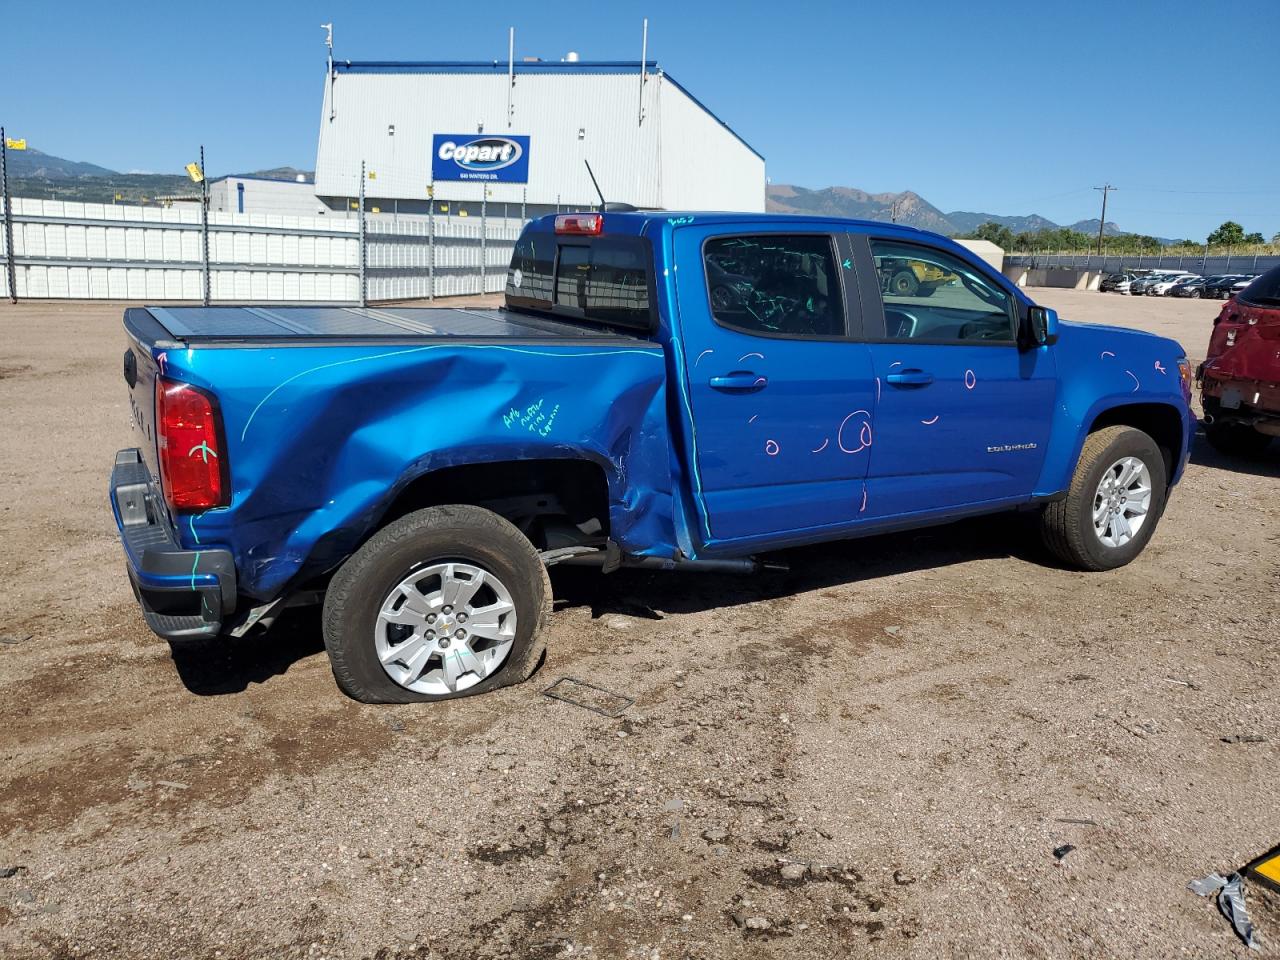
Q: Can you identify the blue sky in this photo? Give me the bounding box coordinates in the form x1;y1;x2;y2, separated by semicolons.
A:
3;0;1277;240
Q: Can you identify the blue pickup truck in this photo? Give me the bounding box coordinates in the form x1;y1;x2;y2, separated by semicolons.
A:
112;211;1195;702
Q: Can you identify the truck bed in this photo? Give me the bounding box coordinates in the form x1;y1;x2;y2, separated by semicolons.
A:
140;305;642;344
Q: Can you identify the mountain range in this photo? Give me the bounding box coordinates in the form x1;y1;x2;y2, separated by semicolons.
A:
766;184;1125;238
7;148;1139;239
4;148;312;205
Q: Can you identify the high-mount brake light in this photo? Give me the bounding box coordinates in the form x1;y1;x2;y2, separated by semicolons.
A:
156;377;228;511
555;213;604;236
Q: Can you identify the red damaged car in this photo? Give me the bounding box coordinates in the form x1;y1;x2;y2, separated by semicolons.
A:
1199;264;1280;457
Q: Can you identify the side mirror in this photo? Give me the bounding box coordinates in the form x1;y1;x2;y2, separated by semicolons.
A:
1027;305;1059;347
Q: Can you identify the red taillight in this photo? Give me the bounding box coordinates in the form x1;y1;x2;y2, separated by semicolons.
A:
156;377;227;511
555;213;603;235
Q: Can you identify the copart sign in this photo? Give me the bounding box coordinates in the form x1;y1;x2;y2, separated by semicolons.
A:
431;134;530;183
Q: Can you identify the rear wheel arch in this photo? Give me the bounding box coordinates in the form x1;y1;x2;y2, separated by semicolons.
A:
374;456;615;551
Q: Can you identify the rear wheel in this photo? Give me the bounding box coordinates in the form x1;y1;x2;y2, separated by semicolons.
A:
1040;425;1167;571
322;504;550;703
1206;421;1273;458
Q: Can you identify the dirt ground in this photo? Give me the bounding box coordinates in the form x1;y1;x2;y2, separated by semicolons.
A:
1;289;1277;959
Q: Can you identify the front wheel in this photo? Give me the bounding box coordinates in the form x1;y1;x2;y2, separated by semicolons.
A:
322;504;550;703
1040;425;1168;571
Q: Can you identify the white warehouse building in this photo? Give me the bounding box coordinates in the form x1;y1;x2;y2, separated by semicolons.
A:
313;59;765;218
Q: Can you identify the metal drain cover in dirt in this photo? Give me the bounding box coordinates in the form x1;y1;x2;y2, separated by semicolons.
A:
542;677;634;718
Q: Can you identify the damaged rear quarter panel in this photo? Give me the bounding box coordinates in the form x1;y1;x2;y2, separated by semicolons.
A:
166;341;673;600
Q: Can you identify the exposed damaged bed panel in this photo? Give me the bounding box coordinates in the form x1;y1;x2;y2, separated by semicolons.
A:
143;305;645;343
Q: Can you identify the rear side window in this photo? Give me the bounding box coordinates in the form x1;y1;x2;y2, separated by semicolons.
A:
703;234;845;338
506;231;654;331
1239;265;1280;306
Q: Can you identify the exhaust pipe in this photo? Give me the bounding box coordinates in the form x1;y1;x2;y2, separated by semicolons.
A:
1202;413;1215;426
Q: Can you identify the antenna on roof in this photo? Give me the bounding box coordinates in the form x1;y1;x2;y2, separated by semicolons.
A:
584;160;606;213
638;18;649;126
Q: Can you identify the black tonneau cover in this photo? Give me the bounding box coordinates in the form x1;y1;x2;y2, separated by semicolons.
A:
142;305;640;343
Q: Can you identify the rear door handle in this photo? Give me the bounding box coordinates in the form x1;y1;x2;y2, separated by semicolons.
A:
885;369;934;387
709;371;768;392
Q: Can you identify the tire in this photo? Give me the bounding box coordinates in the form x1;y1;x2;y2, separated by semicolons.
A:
1189;289;1201;299
1040;425;1168;571
889;270;919;297
322;504;550;704
1206;422;1273;458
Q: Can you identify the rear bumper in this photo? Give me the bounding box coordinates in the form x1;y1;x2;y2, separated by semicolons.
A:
110;448;236;641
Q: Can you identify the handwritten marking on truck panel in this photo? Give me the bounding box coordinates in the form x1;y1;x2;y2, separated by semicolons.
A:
765;440;780;456
1154;360;1167;374
842;258;853;269
748;415;759;424
860;488;868;513
1100;351;1116;359
965;369;977;390
811;438;829;453
504;398;560;436
241;344;662;441
189;441;218;462
694;349;713;367
875;377;881;402
156;351;168;374
889;361;903;370
189;515;201;545
1125;370;1140;392
667;216;695;226
190;552;201;591
838;411;873;454
738;352;764;362
921;415;940;425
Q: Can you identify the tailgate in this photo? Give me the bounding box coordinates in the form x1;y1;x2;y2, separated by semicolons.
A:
122;308;166;486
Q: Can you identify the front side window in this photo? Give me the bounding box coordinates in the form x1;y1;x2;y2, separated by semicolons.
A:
871;240;1015;342
703;234;845;338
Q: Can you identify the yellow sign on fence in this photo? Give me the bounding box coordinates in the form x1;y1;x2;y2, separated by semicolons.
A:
185;162;204;183
5;138;27;151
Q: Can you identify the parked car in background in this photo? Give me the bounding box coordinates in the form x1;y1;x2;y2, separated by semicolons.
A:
1199;264;1280;457
1131;272;1190;296
1170;275;1219;298
1100;272;1136;293
1203;275;1248;300
1151;274;1201;296
1228;275;1260;299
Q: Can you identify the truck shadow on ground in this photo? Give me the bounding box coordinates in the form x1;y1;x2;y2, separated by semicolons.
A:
1187;430;1280;478
168;609;326;696
550;512;1050;621
167;514;1048;696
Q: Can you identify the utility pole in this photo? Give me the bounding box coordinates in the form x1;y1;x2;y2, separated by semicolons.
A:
890;198;901;223
1;127;16;303
1093;184;1115;256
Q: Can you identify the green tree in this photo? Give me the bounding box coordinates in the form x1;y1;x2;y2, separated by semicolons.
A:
1243;232;1265;245
971;221;1016;250
1272;232;1280;245
1208;221;1246;246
